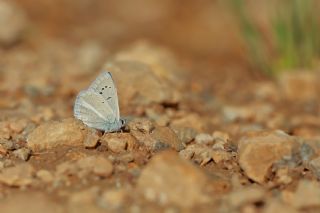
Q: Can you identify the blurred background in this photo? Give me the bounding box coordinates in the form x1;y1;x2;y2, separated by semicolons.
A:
1;0;320;105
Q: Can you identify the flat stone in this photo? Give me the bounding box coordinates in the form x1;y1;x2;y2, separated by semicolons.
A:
137;150;210;207
27;118;87;151
238;130;299;183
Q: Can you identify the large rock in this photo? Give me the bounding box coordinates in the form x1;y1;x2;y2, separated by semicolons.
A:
104;60;180;107
27;118;87;151
137;150;211;207
238;130;299;183
112;41;184;86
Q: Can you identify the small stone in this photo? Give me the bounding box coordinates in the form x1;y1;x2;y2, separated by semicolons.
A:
171;113;206;132
285;180;320;208
195;133;214;145
101;133;137;153
13;147;31;161
151;126;184;151
98;189;128;210
83;129;101;148
77;156;113;178
0;139;15;151
128;118;155;134
137;150;210;207
211;149;232;163
212;131;230;143
27;118;87;151
0;164;34;187
238;130;299;183
227;186;265;208
179;148;194;160
36;169;54;183
174;127;197;144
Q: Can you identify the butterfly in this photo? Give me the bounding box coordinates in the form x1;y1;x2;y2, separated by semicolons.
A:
74;71;125;132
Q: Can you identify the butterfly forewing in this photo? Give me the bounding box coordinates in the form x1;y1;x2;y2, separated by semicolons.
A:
88;72;120;120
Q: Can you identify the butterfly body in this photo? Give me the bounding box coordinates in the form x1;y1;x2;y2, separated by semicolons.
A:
74;72;125;132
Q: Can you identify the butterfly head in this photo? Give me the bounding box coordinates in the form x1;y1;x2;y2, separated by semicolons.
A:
120;118;126;128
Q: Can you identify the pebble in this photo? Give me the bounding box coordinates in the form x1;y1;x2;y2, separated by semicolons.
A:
0;164;34;187
238;130;299;183
151;126;184;151
137;150;210;207
174;127;197;144
13;147;31;161
102;133;138;153
77;156;114;178
83;129;101;148
98;189;128;210
0;139;15;151
171;113;207;132
195;133;214;145
127;118;155;134
27;118;87;151
0;1;28;46
36;169;54;183
211;149;232;163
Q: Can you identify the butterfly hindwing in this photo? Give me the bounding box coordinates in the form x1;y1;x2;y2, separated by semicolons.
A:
74;89;117;131
88;72;120;120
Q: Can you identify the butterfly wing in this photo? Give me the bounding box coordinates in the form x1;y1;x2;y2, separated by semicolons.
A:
88;72;120;120
74;89;119;131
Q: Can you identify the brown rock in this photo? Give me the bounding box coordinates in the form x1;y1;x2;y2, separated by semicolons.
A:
129;118;183;151
171;113;207;132
0;164;34;187
195;133;214;145
151;126;184;151
36;169;54;183
77;156;113;178
174;127;197;144
101;133;128;153
104;60;178;106
137;150;210;207
27;118;87;151
238;130;299;183
98;189;128;210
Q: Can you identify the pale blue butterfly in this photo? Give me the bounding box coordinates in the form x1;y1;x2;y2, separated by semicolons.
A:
74;71;125;132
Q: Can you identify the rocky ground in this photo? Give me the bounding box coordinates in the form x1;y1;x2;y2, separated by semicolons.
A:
1;1;320;213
